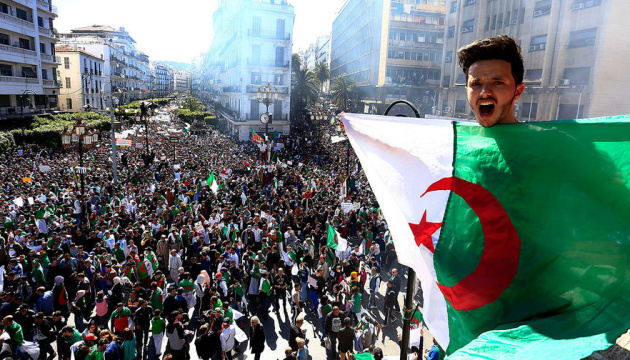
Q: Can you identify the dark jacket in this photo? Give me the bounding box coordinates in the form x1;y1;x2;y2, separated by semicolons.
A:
338;326;355;352
289;325;303;351
325;312;343;335
195;333;215;359
249;323;266;354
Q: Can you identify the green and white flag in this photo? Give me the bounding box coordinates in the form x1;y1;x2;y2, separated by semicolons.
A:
342;113;630;359
206;172;218;194
327;224;347;252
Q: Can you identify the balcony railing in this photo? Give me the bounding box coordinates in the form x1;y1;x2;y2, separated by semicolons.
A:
0;12;35;28
247;29;291;41
0;76;38;84
38;26;52;36
246;84;289;94
42;79;55;87
0;43;37;58
40;53;53;62
222;86;239;93
247;59;290;68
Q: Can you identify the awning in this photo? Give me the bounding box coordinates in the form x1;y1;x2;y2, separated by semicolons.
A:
21;67;37;78
524;69;543;82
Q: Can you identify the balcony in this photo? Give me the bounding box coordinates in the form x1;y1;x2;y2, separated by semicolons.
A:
247;58;290;68
387;58;441;69
40;53;54;62
247;29;291;41
0;43;38;59
388;40;442;51
0;76;38;84
38;26;52;37
0;11;35;28
246;84;289;94
42;79;60;88
222;86;239;93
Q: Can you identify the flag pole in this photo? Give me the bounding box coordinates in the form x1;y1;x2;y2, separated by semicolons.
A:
401;268;416;360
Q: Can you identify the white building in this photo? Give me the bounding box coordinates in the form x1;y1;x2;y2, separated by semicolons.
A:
203;0;295;141
151;62;174;97
0;0;60;119
174;70;189;94
58;26;151;105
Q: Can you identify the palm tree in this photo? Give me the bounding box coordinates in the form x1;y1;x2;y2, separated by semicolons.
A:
292;53;302;73
314;62;330;93
291;67;320;122
331;76;358;111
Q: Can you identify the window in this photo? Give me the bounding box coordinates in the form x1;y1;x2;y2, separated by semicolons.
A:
522;102;538;120
21;67;36;78
64;57;70;69
40;43;45;54
461;19;474;33
524;69;543;82
276;19;285;40
455;100;467;113
484;17;489;31
275;74;284;85
16;8;28;21
0;64;12;76
491;15;496;30
275;46;285;67
464;0;475;6
65;77;71;88
273;100;282;121
37;17;43;27
505;12;510;27
0;33;8;45
445;51;453;62
569;28;596;48
0;3;8;14
50;43;55;56
67;98;72;110
442;75;450;87
448;26;455;38
573;0;601;10
251;45;261;65
251;72;261;85
558;104;584;120
562;67;591;85
250;99;259;120
18;38;31;50
252;16;261;36
41;68;47;80
533;0;551;17
529;35;547;51
497;13;503;28
450;1;457;13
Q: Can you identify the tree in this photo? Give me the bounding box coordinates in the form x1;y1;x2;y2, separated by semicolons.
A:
331;76;358;111
314;62;330;93
292;53;302;73
290;67;320;125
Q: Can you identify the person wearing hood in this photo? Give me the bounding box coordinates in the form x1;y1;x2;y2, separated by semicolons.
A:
194;273;207;320
70;290;89;332
52;275;69;318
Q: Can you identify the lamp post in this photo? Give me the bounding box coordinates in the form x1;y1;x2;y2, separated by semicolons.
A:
255;82;279;141
20;90;37;140
60;120;97;195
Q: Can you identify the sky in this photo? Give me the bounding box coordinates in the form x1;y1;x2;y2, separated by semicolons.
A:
54;0;345;63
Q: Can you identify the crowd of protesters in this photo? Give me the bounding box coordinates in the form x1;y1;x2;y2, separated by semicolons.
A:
0;98;437;360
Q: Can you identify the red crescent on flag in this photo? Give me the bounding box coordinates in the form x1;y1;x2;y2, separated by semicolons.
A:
421;177;521;311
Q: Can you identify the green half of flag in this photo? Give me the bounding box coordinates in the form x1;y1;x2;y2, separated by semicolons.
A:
439;119;630;358
206;173;215;187
326;224;337;249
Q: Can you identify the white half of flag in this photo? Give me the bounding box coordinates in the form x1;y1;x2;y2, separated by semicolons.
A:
210;180;218;194
241;192;247;204
331;135;348;144
342;113;453;349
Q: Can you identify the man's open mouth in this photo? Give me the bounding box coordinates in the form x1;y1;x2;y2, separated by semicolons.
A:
478;100;495;117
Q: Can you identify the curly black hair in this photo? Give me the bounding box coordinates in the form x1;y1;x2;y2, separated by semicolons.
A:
457;35;524;85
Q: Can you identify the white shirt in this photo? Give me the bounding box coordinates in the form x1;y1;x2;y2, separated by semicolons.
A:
220;324;236;351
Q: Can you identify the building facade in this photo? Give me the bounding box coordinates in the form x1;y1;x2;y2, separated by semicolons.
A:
0;0;60;119
151;63;174;97
331;0;446;115
58;26;152;105
203;0;295;140
174;70;190;94
439;0;630;121
56;46;105;111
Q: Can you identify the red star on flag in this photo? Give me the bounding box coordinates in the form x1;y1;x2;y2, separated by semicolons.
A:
408;211;443;253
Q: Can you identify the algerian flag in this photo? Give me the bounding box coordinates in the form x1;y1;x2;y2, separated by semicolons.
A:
326;224;347;252
342;113;630;358
207;173;218;194
137;258;154;280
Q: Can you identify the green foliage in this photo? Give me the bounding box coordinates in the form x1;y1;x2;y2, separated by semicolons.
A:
291;67;320;121
331;76;359;112
180;95;205;112
177;108;212;124
9;112;111;148
314;62;330;92
0;132;15;153
292;53;302;73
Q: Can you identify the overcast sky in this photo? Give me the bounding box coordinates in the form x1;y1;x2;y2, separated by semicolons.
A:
54;0;344;63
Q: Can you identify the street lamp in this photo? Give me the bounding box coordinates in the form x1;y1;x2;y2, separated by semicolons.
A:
20;90;37;140
255;82;279;141
60;120;97;195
